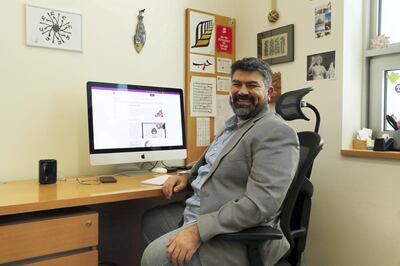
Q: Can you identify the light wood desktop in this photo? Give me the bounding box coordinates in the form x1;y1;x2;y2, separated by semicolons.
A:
0;174;163;216
0;174;170;266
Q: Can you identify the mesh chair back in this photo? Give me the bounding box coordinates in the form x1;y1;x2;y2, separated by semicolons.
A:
280;131;323;249
275;88;313;121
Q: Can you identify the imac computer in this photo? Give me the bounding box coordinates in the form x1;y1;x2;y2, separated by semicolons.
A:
86;81;186;167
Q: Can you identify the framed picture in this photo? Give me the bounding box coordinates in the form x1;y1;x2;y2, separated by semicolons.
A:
26;4;82;52
257;24;294;65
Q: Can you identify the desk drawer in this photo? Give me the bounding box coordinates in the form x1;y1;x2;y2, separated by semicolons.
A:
0;211;98;264
23;250;98;266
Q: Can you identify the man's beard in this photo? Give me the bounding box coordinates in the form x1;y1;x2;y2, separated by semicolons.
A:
229;94;265;120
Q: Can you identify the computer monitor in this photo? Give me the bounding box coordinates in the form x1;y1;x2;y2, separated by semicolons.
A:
86;81;186;166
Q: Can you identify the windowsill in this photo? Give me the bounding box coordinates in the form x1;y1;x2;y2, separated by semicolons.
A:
365;43;400;58
341;149;400;160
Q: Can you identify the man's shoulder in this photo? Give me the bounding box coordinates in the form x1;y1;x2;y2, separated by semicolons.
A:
257;112;289;126
254;112;297;136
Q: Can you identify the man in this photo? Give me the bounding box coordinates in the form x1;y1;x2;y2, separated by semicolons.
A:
141;57;299;266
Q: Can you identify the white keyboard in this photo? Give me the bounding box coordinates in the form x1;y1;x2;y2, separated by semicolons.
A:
141;175;171;186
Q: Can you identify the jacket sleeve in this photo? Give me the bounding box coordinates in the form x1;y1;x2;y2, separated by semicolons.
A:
196;123;299;242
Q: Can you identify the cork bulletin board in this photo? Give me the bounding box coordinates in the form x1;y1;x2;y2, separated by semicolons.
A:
185;9;236;163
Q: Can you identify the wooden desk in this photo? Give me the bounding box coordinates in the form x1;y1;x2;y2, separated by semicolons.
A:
0;174;163;216
0;174;168;266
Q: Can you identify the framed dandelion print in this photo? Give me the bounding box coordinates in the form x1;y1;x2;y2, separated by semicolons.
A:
26;4;82;52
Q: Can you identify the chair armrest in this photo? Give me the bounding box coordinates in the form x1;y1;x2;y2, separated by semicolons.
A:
214;226;283;242
291;227;307;239
302;178;313;197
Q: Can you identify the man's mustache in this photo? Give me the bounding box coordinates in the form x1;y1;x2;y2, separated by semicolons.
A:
234;94;254;102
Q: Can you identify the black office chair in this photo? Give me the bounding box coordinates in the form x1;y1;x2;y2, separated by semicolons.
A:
215;88;323;266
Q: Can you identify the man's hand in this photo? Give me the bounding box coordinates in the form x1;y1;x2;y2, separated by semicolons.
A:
162;174;189;200
166;224;201;266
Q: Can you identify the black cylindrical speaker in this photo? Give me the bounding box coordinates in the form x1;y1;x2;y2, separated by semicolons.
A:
39;159;57;184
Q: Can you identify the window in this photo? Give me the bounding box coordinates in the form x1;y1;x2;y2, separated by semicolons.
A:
379;0;400;43
384;69;400;130
367;0;400;133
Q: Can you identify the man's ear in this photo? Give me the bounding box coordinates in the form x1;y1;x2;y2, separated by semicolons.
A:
267;86;274;101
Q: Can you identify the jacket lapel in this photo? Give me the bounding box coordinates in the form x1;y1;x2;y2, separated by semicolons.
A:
204;106;270;180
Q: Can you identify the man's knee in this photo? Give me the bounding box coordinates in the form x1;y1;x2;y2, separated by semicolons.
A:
141;238;168;266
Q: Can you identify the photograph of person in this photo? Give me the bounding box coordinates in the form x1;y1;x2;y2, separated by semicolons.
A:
142;122;166;139
306;51;336;81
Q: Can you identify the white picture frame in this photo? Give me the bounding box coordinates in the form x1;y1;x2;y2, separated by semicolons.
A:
25;4;82;52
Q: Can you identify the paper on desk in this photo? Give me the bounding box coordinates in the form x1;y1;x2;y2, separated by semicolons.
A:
141;175;171;186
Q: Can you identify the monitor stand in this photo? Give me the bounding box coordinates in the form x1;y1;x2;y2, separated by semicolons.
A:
116;163;153;177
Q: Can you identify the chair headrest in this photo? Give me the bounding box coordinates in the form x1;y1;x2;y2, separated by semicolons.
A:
275;87;313;121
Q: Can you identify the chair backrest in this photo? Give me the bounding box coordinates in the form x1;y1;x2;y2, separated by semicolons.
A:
279;131;323;261
275;88;313;122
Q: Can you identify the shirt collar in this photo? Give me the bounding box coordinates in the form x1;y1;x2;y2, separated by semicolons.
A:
225;114;249;129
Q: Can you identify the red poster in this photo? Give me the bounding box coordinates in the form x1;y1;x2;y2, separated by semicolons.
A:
216;25;233;54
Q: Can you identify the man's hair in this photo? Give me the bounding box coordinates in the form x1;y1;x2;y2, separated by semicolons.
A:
230;57;273;87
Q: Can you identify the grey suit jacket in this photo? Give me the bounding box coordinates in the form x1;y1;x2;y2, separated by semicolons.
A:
189;106;299;266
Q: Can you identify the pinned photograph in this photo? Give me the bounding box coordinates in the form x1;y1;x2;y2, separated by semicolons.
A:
306;51;335;81
314;2;332;38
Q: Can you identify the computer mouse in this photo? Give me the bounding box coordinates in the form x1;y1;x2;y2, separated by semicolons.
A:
151;167;168;174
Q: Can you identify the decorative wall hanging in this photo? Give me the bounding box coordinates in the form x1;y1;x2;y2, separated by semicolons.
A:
306;51;336;81
25;4;82;51
314;2;332;38
257;24;294;65
133;9;146;53
271;72;282;102
267;0;280;23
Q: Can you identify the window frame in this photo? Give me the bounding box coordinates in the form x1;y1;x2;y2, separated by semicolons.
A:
364;0;400;135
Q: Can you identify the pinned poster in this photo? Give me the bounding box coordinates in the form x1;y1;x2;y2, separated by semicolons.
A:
196;118;210;147
217;76;231;92
215;95;234;135
216;25;233;54
190;76;216;117
217;57;232;74
190;54;215;74
190;11;216;55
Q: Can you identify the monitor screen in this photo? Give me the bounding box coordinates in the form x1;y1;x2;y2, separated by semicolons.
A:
87;81;186;165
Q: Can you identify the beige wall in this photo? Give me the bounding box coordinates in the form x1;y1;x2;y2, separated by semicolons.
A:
0;0;235;181
235;0;400;265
